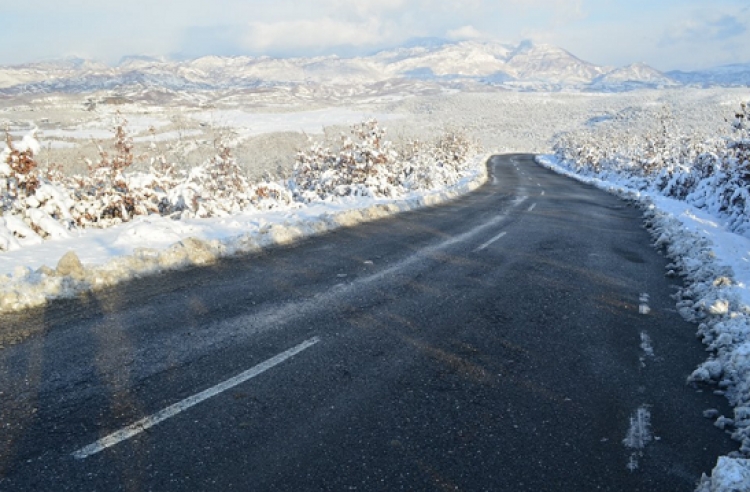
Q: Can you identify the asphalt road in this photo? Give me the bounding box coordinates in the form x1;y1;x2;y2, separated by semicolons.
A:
0;155;736;491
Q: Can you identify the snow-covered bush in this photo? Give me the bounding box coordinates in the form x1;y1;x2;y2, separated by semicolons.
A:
0;119;480;252
1;131;41;212
552;102;750;237
291;119;480;202
292;120;401;201
169;140;293;218
0;131;75;249
69;116;141;227
403;131;478;192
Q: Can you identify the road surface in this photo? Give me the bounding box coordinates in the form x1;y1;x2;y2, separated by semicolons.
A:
0;154;735;491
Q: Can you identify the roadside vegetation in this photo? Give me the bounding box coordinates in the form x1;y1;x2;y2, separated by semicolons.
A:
553;102;750;237
0;117;479;250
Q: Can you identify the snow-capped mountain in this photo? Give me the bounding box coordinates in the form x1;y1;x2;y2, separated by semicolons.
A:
0;57;111;91
503;41;605;85
380;40;511;78
0;40;713;95
589;62;680;91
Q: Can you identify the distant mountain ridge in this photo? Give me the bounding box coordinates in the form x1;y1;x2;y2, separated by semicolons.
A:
667;64;750;87
0;40;746;95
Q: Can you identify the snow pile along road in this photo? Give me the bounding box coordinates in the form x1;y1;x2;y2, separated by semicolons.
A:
0;120;486;322
537;118;750;492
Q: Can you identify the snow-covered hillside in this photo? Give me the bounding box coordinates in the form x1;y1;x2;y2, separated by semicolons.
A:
0;40;683;95
668;64;750;88
503;41;605;85
590;63;680;92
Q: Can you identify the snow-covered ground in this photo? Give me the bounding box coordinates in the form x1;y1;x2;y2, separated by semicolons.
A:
188;107;403;140
537;151;750;491
5;88;740;176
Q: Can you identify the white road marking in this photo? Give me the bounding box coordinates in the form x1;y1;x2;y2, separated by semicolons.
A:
528;203;537;212
541;190;545;196
639;332;655;368
475;232;508;252
623;405;653;471
640;333;654;357
72;337;321;459
359;194;528;280
639;293;651;315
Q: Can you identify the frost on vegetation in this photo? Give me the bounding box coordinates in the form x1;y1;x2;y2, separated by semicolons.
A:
0;118;484;315
552;103;750;238
0;116;295;245
291;119;480;203
1;118;478;248
1;130;72;246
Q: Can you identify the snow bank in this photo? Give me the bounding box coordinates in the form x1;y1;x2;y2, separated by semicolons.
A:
0;152;488;314
537;154;750;491
697;457;750;492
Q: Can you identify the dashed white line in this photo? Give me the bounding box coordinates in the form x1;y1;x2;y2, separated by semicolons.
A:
72;337;321;459
640;332;654;357
639;293;651;315
475;232;508;252
528;203;537;212
623;405;653;471
639;332;655;368
357;195;528;285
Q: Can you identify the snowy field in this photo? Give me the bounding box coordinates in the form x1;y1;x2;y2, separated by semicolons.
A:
5;88;739;179
3;87;750;489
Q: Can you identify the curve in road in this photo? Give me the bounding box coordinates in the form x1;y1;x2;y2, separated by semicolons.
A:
0;154;736;491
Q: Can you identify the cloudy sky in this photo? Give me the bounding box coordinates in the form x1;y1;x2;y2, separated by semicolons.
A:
1;0;748;70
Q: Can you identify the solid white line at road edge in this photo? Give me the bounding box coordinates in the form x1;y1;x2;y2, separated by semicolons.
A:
72;337;321;460
475;232;508;252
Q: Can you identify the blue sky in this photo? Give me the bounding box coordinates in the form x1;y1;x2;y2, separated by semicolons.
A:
1;0;748;71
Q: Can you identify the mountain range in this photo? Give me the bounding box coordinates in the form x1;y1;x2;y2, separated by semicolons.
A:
0;39;747;96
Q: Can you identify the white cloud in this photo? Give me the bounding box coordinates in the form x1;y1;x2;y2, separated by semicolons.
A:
2;0;750;69
243;17;388;53
322;0;408;17
447;26;486;41
662;9;749;45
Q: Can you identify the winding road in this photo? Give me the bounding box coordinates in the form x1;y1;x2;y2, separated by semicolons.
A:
0;155;735;491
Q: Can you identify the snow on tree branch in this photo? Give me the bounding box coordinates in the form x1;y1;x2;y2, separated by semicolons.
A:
0;119;481;252
552;103;750;237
